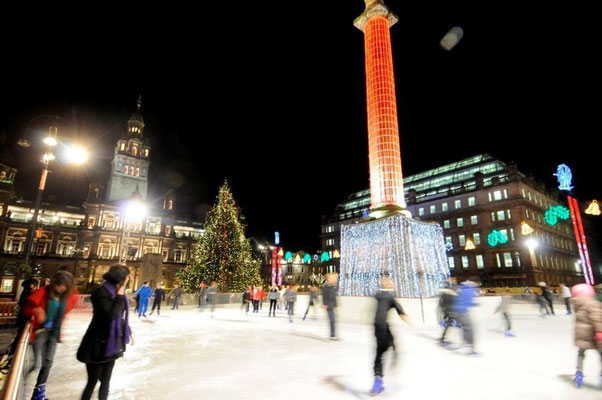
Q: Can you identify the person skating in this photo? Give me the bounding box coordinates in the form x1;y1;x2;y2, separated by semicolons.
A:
169;284;183;310
206;282;218;317
283;285;297;323
303;285;318;321
198;282;207;308
570;283;602;388
453;280;480;355
258;286;265;311
370;277;410;395
242;287;251;315
539;282;555;315
149;283;165;316
133;282;153;317
494;293;515;337
267;285;279;317
24;271;77;400
560;283;572;314
251;285;260;313
438;284;458;345
322;273;338;339
77;264;134;400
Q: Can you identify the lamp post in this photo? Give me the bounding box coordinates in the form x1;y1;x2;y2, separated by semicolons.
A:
22;126;88;268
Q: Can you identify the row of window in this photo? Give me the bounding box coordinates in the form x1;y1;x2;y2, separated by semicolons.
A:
488;189;509;202
445;228;516;247
123;165;141;177
443;215;479;229
522;188;550;209
448;252;521;269
129;126;142;134
491;209;512;222
418;197;477;216
119;142;149;157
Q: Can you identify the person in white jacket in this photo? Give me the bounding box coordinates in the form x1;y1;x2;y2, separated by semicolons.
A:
560;283;572;315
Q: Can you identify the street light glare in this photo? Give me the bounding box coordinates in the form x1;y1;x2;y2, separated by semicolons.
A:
526;239;538;250
125;201;148;223
43;136;58;147
42;153;55;162
66;145;89;164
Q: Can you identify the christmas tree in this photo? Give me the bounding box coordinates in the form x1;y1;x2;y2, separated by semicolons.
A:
179;181;261;292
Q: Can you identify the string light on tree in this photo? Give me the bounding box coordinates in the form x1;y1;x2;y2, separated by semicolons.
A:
585;200;601;216
464;238;476;250
521;221;534;235
178;181;261;292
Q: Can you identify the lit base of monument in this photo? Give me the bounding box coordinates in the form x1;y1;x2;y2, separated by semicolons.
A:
339;213;449;298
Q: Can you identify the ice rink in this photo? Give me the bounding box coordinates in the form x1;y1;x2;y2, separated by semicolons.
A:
26;300;602;399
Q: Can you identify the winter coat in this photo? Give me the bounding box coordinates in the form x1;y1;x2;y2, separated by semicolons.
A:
454;283;477;314
134;286;153;300
561;286;571;299
322;284;338;309
438;288;457;314
23;286;78;343
283;289;297;303
572;296;602;350
267;289;279;300
495;295;512;313
77;285;130;363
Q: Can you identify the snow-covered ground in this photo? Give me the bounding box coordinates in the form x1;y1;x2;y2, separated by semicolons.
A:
26;301;601;399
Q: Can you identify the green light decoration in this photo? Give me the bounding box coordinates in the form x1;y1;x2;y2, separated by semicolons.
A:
303;254;311;264
544;204;571;226
321;252;330;263
284;251;293;261
487;229;508;247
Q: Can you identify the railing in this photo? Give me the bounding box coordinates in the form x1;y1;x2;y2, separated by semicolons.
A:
0;322;32;400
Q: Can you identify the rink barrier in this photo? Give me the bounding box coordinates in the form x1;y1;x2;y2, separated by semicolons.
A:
0;322;32;400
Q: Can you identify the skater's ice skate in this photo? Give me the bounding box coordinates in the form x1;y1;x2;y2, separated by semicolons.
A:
574;371;583;388
370;376;384;395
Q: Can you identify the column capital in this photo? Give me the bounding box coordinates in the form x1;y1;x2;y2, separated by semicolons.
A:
354;0;398;31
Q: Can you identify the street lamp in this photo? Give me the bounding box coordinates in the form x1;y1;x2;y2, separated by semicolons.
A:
22;126;89;267
119;200;147;265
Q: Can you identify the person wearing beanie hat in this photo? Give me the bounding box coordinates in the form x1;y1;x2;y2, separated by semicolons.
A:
570;283;602;388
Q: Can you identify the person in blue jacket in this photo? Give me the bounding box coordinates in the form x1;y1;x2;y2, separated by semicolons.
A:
134;281;153;318
453;280;479;355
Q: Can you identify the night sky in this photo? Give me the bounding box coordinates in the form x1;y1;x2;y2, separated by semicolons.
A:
0;2;600;252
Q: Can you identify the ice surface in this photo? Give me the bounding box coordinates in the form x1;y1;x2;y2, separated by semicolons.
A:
26;301;602;399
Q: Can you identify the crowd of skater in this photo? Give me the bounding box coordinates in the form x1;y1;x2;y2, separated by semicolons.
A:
10;264;602;398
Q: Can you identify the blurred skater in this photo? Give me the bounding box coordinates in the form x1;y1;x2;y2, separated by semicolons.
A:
242;286;251;315
169;284;183;310
134;282;153;318
494;293;515;337
198;282;207;308
560;283;572;315
438;284;458;345
149;282;165;316
571;283;602;388
283;285;297;323
370;277;410;395
206;282;218;317
453;281;479;355
322;273;339;339
267;285;279;317
303;285;318;321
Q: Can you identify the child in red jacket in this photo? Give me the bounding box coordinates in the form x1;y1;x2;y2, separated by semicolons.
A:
24;271;78;400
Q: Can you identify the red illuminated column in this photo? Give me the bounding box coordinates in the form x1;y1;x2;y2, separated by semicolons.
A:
355;1;405;211
567;196;595;284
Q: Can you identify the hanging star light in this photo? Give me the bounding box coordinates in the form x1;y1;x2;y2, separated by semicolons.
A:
445;243;454;252
465;238;476;250
585;200;601;216
521;221;534;235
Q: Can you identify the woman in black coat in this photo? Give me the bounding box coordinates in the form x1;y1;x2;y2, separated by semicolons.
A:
77;265;134;400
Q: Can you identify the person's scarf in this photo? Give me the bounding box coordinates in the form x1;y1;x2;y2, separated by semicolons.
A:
102;281;131;357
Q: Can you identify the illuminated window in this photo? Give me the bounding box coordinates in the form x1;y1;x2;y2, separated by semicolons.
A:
459;235;466;246
165;226;171;236
496;253;502;268
455;200;462;209
456;218;464;227
503;189;508;199
124;165;129;174
441;203;448;211
447;256;455;269
132;147;138;156
120;143;125;151
526;209;530;218
144;149;149;157
493;191;502;201
430;205;436;214
443;220;450;229
135;168;140;177
445;236;452;245
497;210;506;221
418;208;424;216
522;188;526;198
470;215;478;225
168;200;173;210
503;252;513;267
462;256;469;268
476;255;484;268
506;209;512;219
1;279;14;293
473;233;481;245
468;197;476;206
